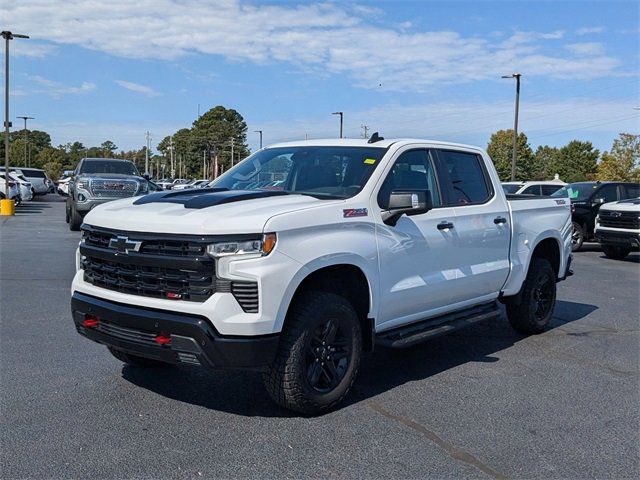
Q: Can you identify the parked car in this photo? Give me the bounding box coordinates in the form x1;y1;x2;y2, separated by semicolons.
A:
1;167;54;195
0;173;21;204
594;198;640;260
6;171;33;202
71;137;573;414
172;179;209;190
57;175;71;196
553;181;640;251
65;158;159;231
502;178;566;196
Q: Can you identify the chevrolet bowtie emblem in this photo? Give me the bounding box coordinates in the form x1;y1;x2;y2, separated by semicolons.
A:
108;235;142;254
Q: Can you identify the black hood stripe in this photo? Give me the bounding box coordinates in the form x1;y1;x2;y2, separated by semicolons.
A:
133;188;289;209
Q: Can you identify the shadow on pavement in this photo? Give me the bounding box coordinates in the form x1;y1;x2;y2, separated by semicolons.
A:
121;299;597;418
14;202;53;215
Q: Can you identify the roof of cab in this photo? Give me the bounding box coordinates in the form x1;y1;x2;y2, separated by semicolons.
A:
265;138;485;152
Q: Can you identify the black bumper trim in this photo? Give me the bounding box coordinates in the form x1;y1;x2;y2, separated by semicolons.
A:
595;230;640;247
71;292;279;369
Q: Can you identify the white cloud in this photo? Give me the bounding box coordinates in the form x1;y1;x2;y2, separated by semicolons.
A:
114;80;160;97
1;1;628;91
11;42;57;58
565;42;605;56
28;75;96;98
576;27;604;35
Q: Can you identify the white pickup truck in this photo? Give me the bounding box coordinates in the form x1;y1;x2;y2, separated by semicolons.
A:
71;137;573;414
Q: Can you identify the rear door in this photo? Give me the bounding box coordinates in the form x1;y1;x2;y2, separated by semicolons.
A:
434;149;511;305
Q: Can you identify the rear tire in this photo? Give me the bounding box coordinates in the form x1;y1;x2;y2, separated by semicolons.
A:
601;245;631;260
507;258;556;334
263;291;362;415
69;203;82;231
107;346;167;368
571;222;584;251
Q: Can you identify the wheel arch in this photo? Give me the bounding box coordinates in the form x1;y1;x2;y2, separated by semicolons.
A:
276;259;376;351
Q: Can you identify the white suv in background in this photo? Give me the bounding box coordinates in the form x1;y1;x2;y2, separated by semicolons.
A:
11;167;53;195
0;173;22;203
502;178;566;196
595;198;640;260
7;171;33;202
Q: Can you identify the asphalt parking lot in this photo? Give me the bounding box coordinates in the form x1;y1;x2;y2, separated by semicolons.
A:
1;195;639;479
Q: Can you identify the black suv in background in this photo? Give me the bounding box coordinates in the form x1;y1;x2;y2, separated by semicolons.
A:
554;181;640;250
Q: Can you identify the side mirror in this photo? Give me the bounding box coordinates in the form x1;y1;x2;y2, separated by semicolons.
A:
382;189;433;226
63;170;74;177
143;173;151;181
593;197;606;205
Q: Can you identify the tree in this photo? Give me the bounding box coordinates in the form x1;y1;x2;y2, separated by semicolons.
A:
486;129;535;181
532;146;560;180
550;140;599;183
100;140;118;157
596;133;640;182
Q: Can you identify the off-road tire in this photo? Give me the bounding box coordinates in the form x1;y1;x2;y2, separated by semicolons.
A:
107;346;167;368
571;222;584;251
69;202;83;231
65;202;70;223
507;258;556;334
263;291;362;415
601;245;631;260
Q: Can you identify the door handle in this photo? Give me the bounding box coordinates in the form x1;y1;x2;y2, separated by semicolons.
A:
437;221;454;230
494;216;507;224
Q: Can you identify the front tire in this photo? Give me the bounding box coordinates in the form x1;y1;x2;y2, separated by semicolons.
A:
263;291;362;415
507;258;556;334
601;245;631;260
571;222;584;251
107;346;167;368
69;203;83;231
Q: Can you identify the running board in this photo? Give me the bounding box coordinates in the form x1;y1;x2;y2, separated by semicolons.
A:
375;302;501;349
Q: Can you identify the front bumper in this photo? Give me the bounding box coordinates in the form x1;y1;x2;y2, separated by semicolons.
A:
595;229;640;247
75;196;126;212
71;292;280;370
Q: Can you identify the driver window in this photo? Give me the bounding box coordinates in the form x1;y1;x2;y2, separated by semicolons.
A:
377;149;440;209
594;184;618;203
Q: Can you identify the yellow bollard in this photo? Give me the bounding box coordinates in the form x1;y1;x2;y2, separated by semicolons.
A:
0;198;16;216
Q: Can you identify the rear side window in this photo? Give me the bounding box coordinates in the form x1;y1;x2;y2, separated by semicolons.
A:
521;185;541;195
21;169;46;178
541;185;562;196
436;150;492;205
623;184;640;199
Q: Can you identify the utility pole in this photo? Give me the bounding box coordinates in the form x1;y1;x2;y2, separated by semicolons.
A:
254;130;263;149
2;31;29;214
502;73;521;181
144;131;151;175
361;124;369;139
332;112;343;138
230;137;234;167
168;135;175;178
17;116;34;167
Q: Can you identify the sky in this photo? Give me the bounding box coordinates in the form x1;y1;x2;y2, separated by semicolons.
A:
1;0;639;154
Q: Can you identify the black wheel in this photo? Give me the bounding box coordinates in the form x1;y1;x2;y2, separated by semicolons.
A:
65;202;70;223
69;202;82;231
107;346;167;368
507;258;556;334
602;245;631;260
263;291;362;415
571;222;584;251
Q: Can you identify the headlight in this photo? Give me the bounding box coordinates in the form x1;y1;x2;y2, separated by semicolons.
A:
206;233;277;258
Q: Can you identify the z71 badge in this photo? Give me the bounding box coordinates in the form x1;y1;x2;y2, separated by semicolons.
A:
343;208;368;218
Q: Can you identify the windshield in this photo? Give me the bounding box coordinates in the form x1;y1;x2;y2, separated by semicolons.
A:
502;184;522;194
552;182;595;201
211;146;387;199
79;160;139;175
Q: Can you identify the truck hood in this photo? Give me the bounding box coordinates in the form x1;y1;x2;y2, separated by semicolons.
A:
81;173;142;180
599;198;640;212
84;190;343;234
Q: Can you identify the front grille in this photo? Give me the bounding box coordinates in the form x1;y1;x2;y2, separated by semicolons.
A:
80;226;259;309
95;321;158;347
82;255;216;302
599;211;640;229
90;179;139;198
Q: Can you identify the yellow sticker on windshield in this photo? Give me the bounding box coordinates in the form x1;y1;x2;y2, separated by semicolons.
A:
364;158;376;165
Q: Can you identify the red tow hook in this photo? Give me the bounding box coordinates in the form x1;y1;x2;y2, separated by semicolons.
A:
154;334;172;345
82;314;100;328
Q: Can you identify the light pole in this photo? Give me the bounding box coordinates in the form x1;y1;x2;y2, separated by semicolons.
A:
144;131;151;175
332;111;343;138
17;116;34;167
502;73;521;181
2;31;29;215
254;130;263;149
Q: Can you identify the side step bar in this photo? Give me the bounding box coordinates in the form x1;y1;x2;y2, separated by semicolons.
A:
376;301;501;349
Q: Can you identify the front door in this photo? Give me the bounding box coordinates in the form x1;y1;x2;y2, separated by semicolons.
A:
375;147;460;330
